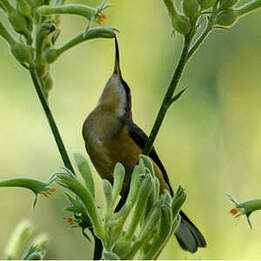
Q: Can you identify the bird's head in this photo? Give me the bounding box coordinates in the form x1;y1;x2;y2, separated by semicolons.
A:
98;38;132;119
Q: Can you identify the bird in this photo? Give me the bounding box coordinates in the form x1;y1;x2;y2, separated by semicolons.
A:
82;37;206;253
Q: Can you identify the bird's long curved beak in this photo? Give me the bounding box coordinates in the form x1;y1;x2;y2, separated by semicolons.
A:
113;37;122;78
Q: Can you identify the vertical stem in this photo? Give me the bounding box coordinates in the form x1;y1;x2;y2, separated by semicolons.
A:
143;36;191;155
29;68;75;174
30;68;103;258
90;228;103;260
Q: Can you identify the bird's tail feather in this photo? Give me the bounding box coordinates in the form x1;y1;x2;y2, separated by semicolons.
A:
174;211;206;253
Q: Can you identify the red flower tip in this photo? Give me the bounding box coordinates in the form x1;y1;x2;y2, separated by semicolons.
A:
65;217;74;225
65;217;79;228
40;188;56;198
230;208;238;215
96;13;107;24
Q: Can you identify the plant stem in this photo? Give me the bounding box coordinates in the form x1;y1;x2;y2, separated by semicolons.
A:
56;27;116;57
143;35;191;155
187;24;211;61
236;0;261;16
29;68;75;174
30;68;104;258
38;4;96;19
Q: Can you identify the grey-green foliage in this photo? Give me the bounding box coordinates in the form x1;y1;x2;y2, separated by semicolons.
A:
56;154;187;260
162;0;261;35
0;0;117;98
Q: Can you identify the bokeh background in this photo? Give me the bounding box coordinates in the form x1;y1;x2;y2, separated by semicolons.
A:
1;0;261;259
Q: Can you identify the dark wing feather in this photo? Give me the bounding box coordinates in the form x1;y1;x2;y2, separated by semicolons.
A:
127;121;174;196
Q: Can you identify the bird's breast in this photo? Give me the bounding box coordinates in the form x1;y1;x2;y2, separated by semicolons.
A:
83;108;138;184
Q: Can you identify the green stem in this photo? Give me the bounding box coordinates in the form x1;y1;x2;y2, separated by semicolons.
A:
56;27;116;57
29;68;75;174
38;4;96;19
187;24;211;61
236;0;261;16
30;68;103;257
143;35;191;155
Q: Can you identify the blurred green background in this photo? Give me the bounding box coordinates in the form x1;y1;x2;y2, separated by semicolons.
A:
1;0;261;259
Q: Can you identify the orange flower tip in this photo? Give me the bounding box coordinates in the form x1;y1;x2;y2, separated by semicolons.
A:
230;208;238;215
41;192;49;198
49;188;56;193
71;225;78;228
101;14;107;19
65;217;74;224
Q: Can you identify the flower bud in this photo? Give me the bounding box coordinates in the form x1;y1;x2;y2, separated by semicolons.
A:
103;179;113;209
8;11;32;43
172;185;186;218
43;74;53;94
197;0;216;10
215;9;238;27
103;249;120;260
219;0;239;9
11;42;33;64
5;220;34;259
113;240;131;257
172;15;191;34
139;154;154;176
183;0;200;19
73;153;95;197
112;163;125;206
35;63;50;79
17;0;33;23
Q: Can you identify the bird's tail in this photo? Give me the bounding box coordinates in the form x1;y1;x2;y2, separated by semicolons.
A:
174;211;206;253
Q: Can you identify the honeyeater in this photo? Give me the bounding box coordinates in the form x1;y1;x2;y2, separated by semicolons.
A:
82;38;206;253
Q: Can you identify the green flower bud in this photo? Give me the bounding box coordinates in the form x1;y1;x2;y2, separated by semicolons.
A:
25;252;43;260
43;74;53;94
139;154;154;176
197;0;216;10
219;0;239;9
32;234;49;251
172;15;191;34
215;9;238;27
11;42;33;64
103;249;120;260
113;240;131;257
5;220;34;260
171;185;186;218
183;0;200;19
112;163;125;206
8;11;32;43
126;163;143;204
124;175;153;241
73;153;95;197
103;179;113;212
17;0;32;22
35;63;50;79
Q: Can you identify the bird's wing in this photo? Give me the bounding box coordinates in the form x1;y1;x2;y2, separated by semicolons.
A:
127;121;174;196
